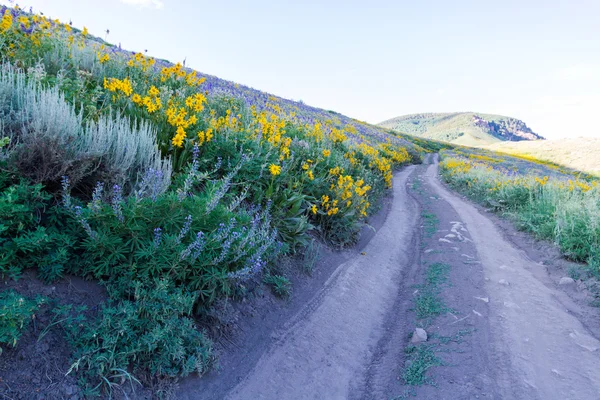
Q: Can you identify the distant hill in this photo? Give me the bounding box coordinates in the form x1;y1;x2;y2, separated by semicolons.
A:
487;138;600;176
378;112;544;145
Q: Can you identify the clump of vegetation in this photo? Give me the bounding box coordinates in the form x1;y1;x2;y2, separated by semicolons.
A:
0;4;425;395
440;149;600;269
264;274;292;298
402;344;442;386
0;290;45;355
56;279;212;396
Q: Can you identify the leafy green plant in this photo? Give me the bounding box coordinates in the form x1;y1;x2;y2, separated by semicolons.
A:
0;179;77;281
402;344;442;386
302;239;320;275
0;290;45;355
264;274;292;298
62;153;282;311
57;279;213;395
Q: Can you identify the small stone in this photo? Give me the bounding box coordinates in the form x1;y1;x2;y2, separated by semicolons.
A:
559;277;576;286
474;296;489;303
499;279;510;286
411;328;428;343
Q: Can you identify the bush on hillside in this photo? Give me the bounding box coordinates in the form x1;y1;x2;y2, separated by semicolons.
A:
0;65;171;195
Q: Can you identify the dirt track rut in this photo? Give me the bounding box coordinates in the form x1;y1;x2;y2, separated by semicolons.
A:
424;155;600;399
224;166;419;400
182;155;600;400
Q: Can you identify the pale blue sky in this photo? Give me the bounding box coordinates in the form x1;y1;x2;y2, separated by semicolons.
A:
3;0;600;139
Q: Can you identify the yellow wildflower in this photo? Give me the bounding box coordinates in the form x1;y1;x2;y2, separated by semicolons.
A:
171;126;186;148
269;164;281;176
131;93;143;105
322;149;331;157
311;205;317;215
1;10;13;32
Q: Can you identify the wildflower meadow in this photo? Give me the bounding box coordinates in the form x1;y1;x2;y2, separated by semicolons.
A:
0;5;432;395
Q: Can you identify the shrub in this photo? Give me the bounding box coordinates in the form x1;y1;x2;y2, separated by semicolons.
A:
0;65;171;195
263;274;292;298
58;279;213;395
0;290;45;355
0;179;77;281
62;153;282;310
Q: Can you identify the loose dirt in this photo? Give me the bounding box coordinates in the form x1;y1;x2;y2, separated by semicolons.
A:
8;154;600;399
183;155;600;400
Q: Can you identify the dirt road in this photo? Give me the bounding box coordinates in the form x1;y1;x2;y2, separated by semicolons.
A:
180;156;600;400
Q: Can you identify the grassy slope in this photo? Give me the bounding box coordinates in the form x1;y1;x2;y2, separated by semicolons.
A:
486;138;600;176
379;112;540;146
439;146;599;268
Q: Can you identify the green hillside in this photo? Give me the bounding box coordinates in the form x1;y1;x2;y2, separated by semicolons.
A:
379;112;544;146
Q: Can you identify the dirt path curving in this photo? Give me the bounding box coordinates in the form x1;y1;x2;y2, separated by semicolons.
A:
219;166;420;400
180;155;600;400
423;155;600;399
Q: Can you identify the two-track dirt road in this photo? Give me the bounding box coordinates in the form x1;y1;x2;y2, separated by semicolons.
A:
180;155;600;400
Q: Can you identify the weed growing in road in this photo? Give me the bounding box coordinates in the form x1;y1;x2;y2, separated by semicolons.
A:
421;211;439;238
413;262;451;320
402;344;442;386
436;329;473;345
414;290;447;319
426;262;450;286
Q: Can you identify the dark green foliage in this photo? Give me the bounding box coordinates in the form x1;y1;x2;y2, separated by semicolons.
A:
0;290;45;354
263;274;292;298
402;345;442;386
57;279;213;394
0;179;76;281
72;189;280;310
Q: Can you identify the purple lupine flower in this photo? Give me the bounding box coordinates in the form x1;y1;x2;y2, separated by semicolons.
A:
74;206;97;239
176;215;193;244
111;184;124;223
180;231;206;261
90;182;104;214
61;176;72;210
214;231;240;264
151;169;163;201
153;227;162;248
178;144;200;201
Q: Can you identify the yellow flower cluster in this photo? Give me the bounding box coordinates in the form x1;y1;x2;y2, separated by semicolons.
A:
197;128;214;145
320;173;372;217
160;62;205;86
185;93;207;113
442;159;472;175
131;86;162;113
127;52;156;72
97;52;110;63
103;77;133;97
166;106;198;147
1;10;13;32
210;109;242;133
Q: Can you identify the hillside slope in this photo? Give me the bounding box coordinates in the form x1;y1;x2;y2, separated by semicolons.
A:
379;112;543;145
487;137;600;176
